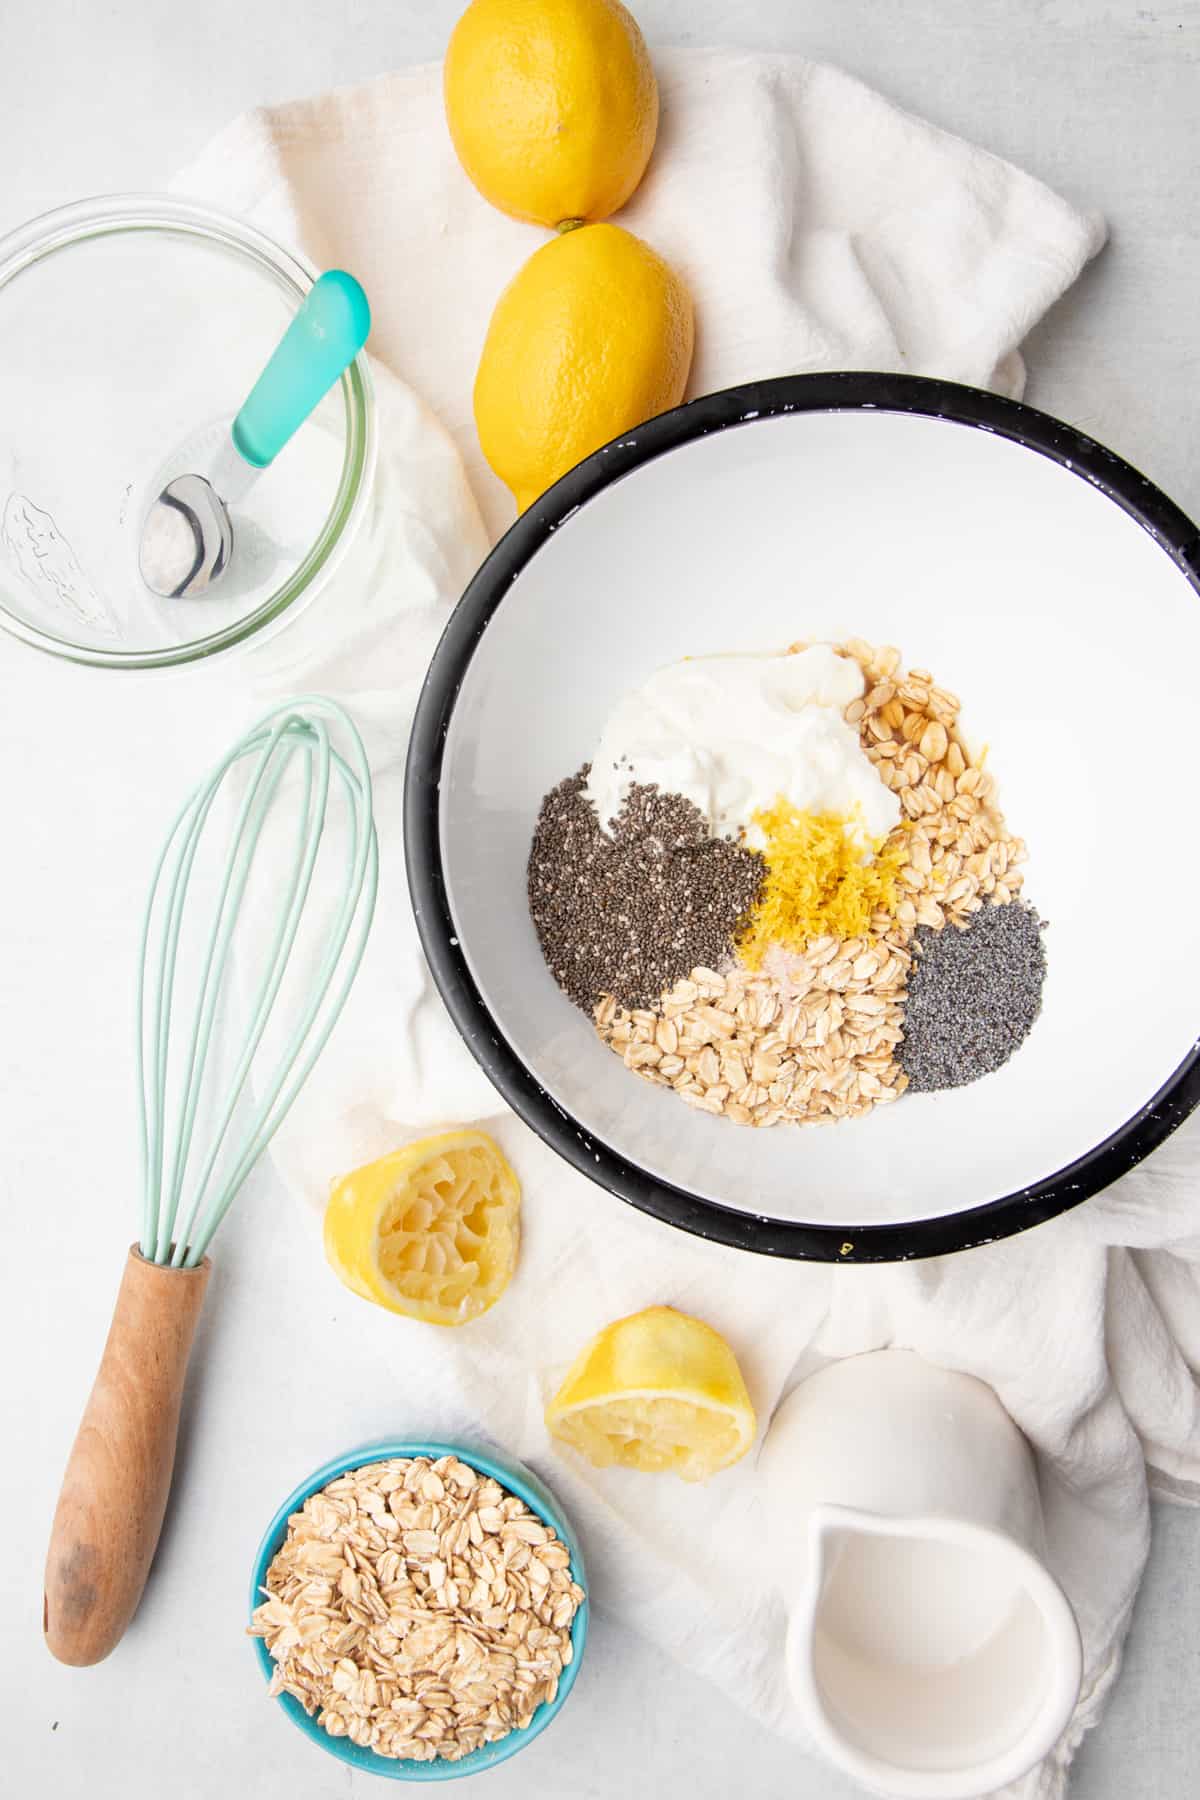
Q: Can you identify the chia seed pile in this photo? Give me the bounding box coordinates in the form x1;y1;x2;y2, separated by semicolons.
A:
527;767;763;1011
898;902;1047;1093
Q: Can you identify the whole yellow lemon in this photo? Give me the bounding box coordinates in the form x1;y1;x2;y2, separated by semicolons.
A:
474;222;694;512
444;0;659;227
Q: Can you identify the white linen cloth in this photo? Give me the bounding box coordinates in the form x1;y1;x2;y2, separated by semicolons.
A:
175;48;1200;1799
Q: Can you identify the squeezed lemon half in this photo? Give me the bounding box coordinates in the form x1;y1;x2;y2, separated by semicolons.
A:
324;1130;521;1326
545;1305;756;1481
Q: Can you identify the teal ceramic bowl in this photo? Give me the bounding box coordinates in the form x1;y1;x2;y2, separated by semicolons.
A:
249;1439;588;1781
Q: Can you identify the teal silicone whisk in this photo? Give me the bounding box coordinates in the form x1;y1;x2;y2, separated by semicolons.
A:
45;697;378;1667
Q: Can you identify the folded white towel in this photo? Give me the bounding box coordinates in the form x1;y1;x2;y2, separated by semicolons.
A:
176;47;1200;1799
181;46;1105;538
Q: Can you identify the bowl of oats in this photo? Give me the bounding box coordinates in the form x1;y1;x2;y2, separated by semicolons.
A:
249;1442;588;1778
405;371;1200;1262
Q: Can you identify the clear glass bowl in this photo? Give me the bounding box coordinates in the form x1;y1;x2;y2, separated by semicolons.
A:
0;194;375;669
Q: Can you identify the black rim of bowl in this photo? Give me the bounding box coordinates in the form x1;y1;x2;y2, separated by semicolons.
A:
404;371;1200;1263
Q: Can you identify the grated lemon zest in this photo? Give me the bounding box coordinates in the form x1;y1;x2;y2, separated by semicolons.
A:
738;802;907;969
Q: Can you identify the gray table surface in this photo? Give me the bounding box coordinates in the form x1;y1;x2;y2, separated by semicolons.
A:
2;3;1198;1796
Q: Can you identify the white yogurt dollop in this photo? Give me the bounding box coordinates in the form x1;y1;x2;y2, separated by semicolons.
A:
585;645;900;846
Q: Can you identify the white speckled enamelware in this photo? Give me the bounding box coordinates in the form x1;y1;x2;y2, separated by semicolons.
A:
405;373;1200;1261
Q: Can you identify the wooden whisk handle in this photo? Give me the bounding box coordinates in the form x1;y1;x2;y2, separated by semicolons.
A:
44;1245;211;1666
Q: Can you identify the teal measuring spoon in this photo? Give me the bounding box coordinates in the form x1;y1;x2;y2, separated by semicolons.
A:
139;269;371;600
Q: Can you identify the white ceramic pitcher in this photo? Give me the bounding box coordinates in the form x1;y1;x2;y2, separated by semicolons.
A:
761;1351;1082;1799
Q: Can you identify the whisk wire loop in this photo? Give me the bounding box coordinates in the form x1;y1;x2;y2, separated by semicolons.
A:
219;746;378;1208
137;763;231;1259
158;717;304;1261
170;720;332;1266
136;698;378;1269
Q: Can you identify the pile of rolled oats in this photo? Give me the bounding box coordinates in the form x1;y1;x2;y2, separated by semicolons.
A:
595;641;1028;1128
597;939;908;1126
251;1455;585;1762
841;639;1026;932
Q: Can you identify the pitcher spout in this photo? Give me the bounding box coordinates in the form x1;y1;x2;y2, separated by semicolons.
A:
761;1354;1083;1798
787;1505;1082;1799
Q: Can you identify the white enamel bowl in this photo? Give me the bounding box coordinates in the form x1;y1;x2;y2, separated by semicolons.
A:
405;374;1200;1261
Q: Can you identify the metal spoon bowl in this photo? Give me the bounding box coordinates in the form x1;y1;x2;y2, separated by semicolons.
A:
139;474;232;599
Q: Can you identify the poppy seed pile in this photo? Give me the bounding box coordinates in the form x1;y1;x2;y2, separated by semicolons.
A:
897;902;1047;1093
